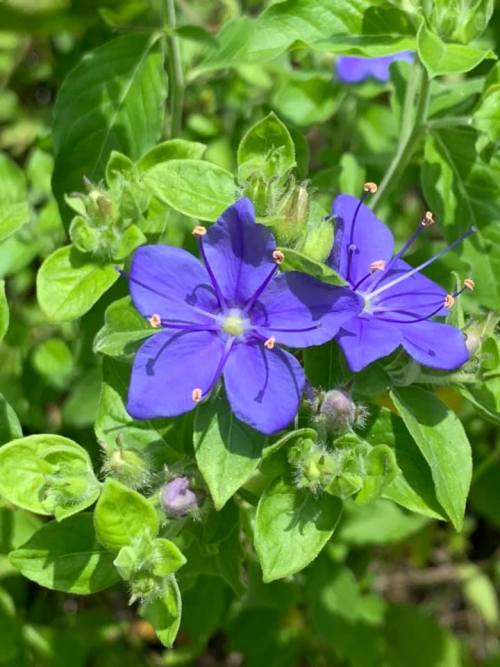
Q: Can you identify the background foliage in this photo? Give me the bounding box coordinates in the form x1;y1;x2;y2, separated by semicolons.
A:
0;0;498;665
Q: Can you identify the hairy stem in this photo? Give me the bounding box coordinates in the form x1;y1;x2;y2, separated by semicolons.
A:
165;0;184;137
371;62;431;211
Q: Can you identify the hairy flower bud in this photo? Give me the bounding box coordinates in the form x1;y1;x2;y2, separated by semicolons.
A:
101;445;151;490
160;476;198;518
319;389;357;434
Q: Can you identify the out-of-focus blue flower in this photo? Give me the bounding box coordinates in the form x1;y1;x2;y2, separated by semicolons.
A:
327;189;475;372
336;51;415;83
124;198;361;434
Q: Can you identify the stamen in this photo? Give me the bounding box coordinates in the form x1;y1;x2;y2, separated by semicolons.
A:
244;264;279;314
192;388;202;403
369;260;385;272
367;227;476;301
264;336;276;350
422;211;435;227
444;294;455;309
464;278;475;291
272;250;285;265
256;324;321;334
148;314;162;328
346;184;377;283
160;320;218;332
192;225;207;237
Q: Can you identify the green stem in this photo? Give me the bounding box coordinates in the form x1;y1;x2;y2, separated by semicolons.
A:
371;63;431;211
427;116;471;130
164;0;184;137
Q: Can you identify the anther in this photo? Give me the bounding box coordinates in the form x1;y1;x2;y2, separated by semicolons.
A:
264;336;276;350
348;243;357;253
464;278;475;291
148;314;162;328
422;211;435;227
369;260;385;272
272;250;285;265
363;182;378;194
192;388;203;403
192;225;207;237
444;294;455;309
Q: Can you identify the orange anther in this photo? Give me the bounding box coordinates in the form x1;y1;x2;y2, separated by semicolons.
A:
464;278;475;291
264;336;276;350
363;182;378;194
148;314;162;328
192;388;203;403
369;260;385;272
444;294;455;309
272;250;285;265
192;225;207;237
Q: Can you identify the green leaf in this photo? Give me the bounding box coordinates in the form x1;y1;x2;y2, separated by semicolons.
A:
94;296;153;361
32;338;74;389
255;479;342;582
458;377;500;426
304;341;348;389
0;152;30;243
363;407;446;520
194;392;266;510
194;1;415;76
237;112;295;182
273;74;338;127
95;358;181;460
0;280;9;342
0;434;97;517
0;587;21;662
52;33;167;223
144;159;239;221
94;478;159;551
9;513;120;594
37;246;119;322
0;393;22;446
141;576;182;648
339;500;428;546
417;23;495;77
137;138;206;172
391;387;472;531
473;83;500;141
278;246;347;286
421;128;500;309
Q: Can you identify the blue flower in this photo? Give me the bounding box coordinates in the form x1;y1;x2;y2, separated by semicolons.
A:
124;198;361;434
327;188;474;372
336;51;415;83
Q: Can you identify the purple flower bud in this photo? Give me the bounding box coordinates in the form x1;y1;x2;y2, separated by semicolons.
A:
160;477;198;518
319;389;356;434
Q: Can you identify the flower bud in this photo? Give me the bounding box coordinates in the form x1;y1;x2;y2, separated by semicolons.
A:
160;476;198;518
101;446;151;490
319;389;357;434
289;439;337;493
268;179;310;246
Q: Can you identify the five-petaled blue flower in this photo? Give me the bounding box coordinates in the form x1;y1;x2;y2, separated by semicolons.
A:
125;198;361;435
336;51;415;83
327;188;474;372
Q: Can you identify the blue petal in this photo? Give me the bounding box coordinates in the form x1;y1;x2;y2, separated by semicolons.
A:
129;245;217;324
203;198;277;306
400;321;469;370
336;52;415;83
336;315;401;372
330;195;394;286
127;330;226;419
253;272;363;347
223;341;304;435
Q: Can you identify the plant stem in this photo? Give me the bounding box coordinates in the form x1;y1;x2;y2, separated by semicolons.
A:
165;0;184;137
371;63;431;211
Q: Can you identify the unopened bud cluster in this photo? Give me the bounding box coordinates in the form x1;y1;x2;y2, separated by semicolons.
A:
67;168;148;260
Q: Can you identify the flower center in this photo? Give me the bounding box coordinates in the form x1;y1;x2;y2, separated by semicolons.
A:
221;308;250;336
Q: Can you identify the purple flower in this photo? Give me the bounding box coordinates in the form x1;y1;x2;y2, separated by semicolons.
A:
125;198;361;435
327;190;474;372
161;477;198;518
336;51;415;84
